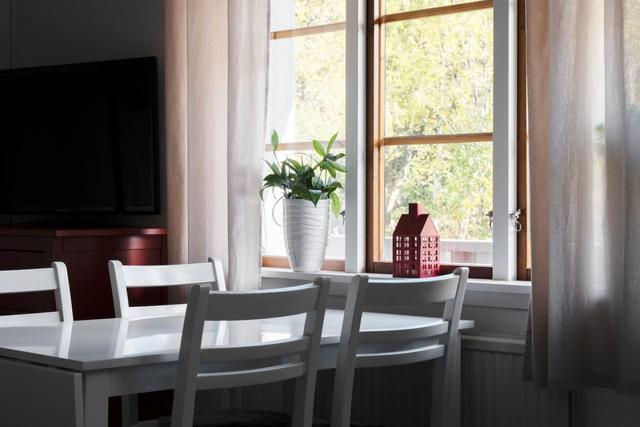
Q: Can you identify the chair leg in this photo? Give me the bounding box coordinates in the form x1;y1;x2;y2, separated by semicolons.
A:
291;376;315;427
330;368;355;427
122;394;139;427
431;337;461;427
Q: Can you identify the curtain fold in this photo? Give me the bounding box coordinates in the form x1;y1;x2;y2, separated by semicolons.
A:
525;0;640;392
165;0;268;291
227;0;269;291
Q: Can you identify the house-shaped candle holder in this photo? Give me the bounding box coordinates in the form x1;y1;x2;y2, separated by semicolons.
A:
392;203;440;278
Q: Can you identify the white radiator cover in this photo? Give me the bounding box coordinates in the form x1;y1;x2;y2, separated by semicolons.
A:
461;350;569;427
211;348;570;427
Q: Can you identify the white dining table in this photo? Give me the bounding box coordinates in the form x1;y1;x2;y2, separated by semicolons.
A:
0;309;473;427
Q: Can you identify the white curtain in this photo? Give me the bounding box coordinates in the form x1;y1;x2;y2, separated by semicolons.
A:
165;0;268;291
525;0;640;392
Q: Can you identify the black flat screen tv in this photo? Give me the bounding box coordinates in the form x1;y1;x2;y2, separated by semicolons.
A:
0;57;159;214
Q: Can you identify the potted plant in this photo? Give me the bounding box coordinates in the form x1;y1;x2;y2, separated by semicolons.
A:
261;130;346;272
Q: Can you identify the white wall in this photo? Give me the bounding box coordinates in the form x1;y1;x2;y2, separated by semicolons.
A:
0;0;166;226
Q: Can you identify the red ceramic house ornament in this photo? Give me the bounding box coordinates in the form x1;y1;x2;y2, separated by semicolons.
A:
392;203;440;278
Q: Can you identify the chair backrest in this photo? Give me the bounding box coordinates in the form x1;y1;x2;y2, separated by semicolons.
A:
330;268;469;427
171;278;330;427
0;262;73;323
109;258;226;319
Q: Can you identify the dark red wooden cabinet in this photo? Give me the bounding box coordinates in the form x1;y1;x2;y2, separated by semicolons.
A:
0;226;168;320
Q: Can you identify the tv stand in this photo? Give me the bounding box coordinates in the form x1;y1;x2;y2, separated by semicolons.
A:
0;225;167;320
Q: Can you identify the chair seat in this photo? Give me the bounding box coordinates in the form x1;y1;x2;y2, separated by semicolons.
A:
157;409;384;427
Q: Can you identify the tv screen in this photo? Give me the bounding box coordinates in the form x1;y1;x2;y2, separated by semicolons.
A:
0;57;159;214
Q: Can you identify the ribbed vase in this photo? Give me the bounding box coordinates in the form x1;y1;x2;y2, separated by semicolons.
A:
284;199;330;272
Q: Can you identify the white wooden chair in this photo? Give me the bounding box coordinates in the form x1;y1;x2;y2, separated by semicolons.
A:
0;262;73;323
109;258;226;319
329;268;469;427
167;278;331;427
109;258;227;426
0;263;80;426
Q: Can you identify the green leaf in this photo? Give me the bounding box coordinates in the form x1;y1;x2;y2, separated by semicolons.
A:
312;139;326;158
327;181;343;191
271;130;279;152
265;160;280;175
284;158;303;174
309;189;322;205
330;192;341;216
311;176;323;189
327;159;347;173
326;132;338;153
263;174;286;187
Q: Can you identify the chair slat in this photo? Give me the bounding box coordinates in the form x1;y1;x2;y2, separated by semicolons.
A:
357;320;449;343
0;263;72;323
365;274;459;307
204;284;320;321
355;344;445;369
200;337;311;363
128;304;187;319
195;362;306;390
0;268;59;294
121;263;220;288
0;311;61;326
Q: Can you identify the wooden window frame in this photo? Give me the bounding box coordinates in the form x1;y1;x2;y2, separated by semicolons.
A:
366;0;529;279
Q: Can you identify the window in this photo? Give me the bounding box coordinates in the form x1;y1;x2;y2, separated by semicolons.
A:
264;0;528;280
263;1;347;269
367;0;526;279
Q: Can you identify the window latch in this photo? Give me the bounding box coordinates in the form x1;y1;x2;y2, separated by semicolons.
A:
509;208;523;232
486;209;523;232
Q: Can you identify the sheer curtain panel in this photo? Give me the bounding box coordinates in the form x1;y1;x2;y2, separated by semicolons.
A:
525;0;640;392
165;0;268;291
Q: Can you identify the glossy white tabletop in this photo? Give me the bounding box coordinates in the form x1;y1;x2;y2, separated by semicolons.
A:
0;310;473;371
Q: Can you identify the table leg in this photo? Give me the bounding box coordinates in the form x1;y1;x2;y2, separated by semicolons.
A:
83;371;110;427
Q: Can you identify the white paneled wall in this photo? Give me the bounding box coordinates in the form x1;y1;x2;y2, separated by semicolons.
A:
462;350;569;427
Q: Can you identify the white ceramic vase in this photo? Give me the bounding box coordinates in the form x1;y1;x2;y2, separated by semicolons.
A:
284;198;330;272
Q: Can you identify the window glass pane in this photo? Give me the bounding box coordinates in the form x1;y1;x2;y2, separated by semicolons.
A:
266;1;346;262
271;0;345;32
384;0;481;14
262;149;346;259
384;8;493;136
382;142;492;265
268;32;346;143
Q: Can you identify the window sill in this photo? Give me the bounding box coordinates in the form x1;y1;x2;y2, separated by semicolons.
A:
261;267;531;310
